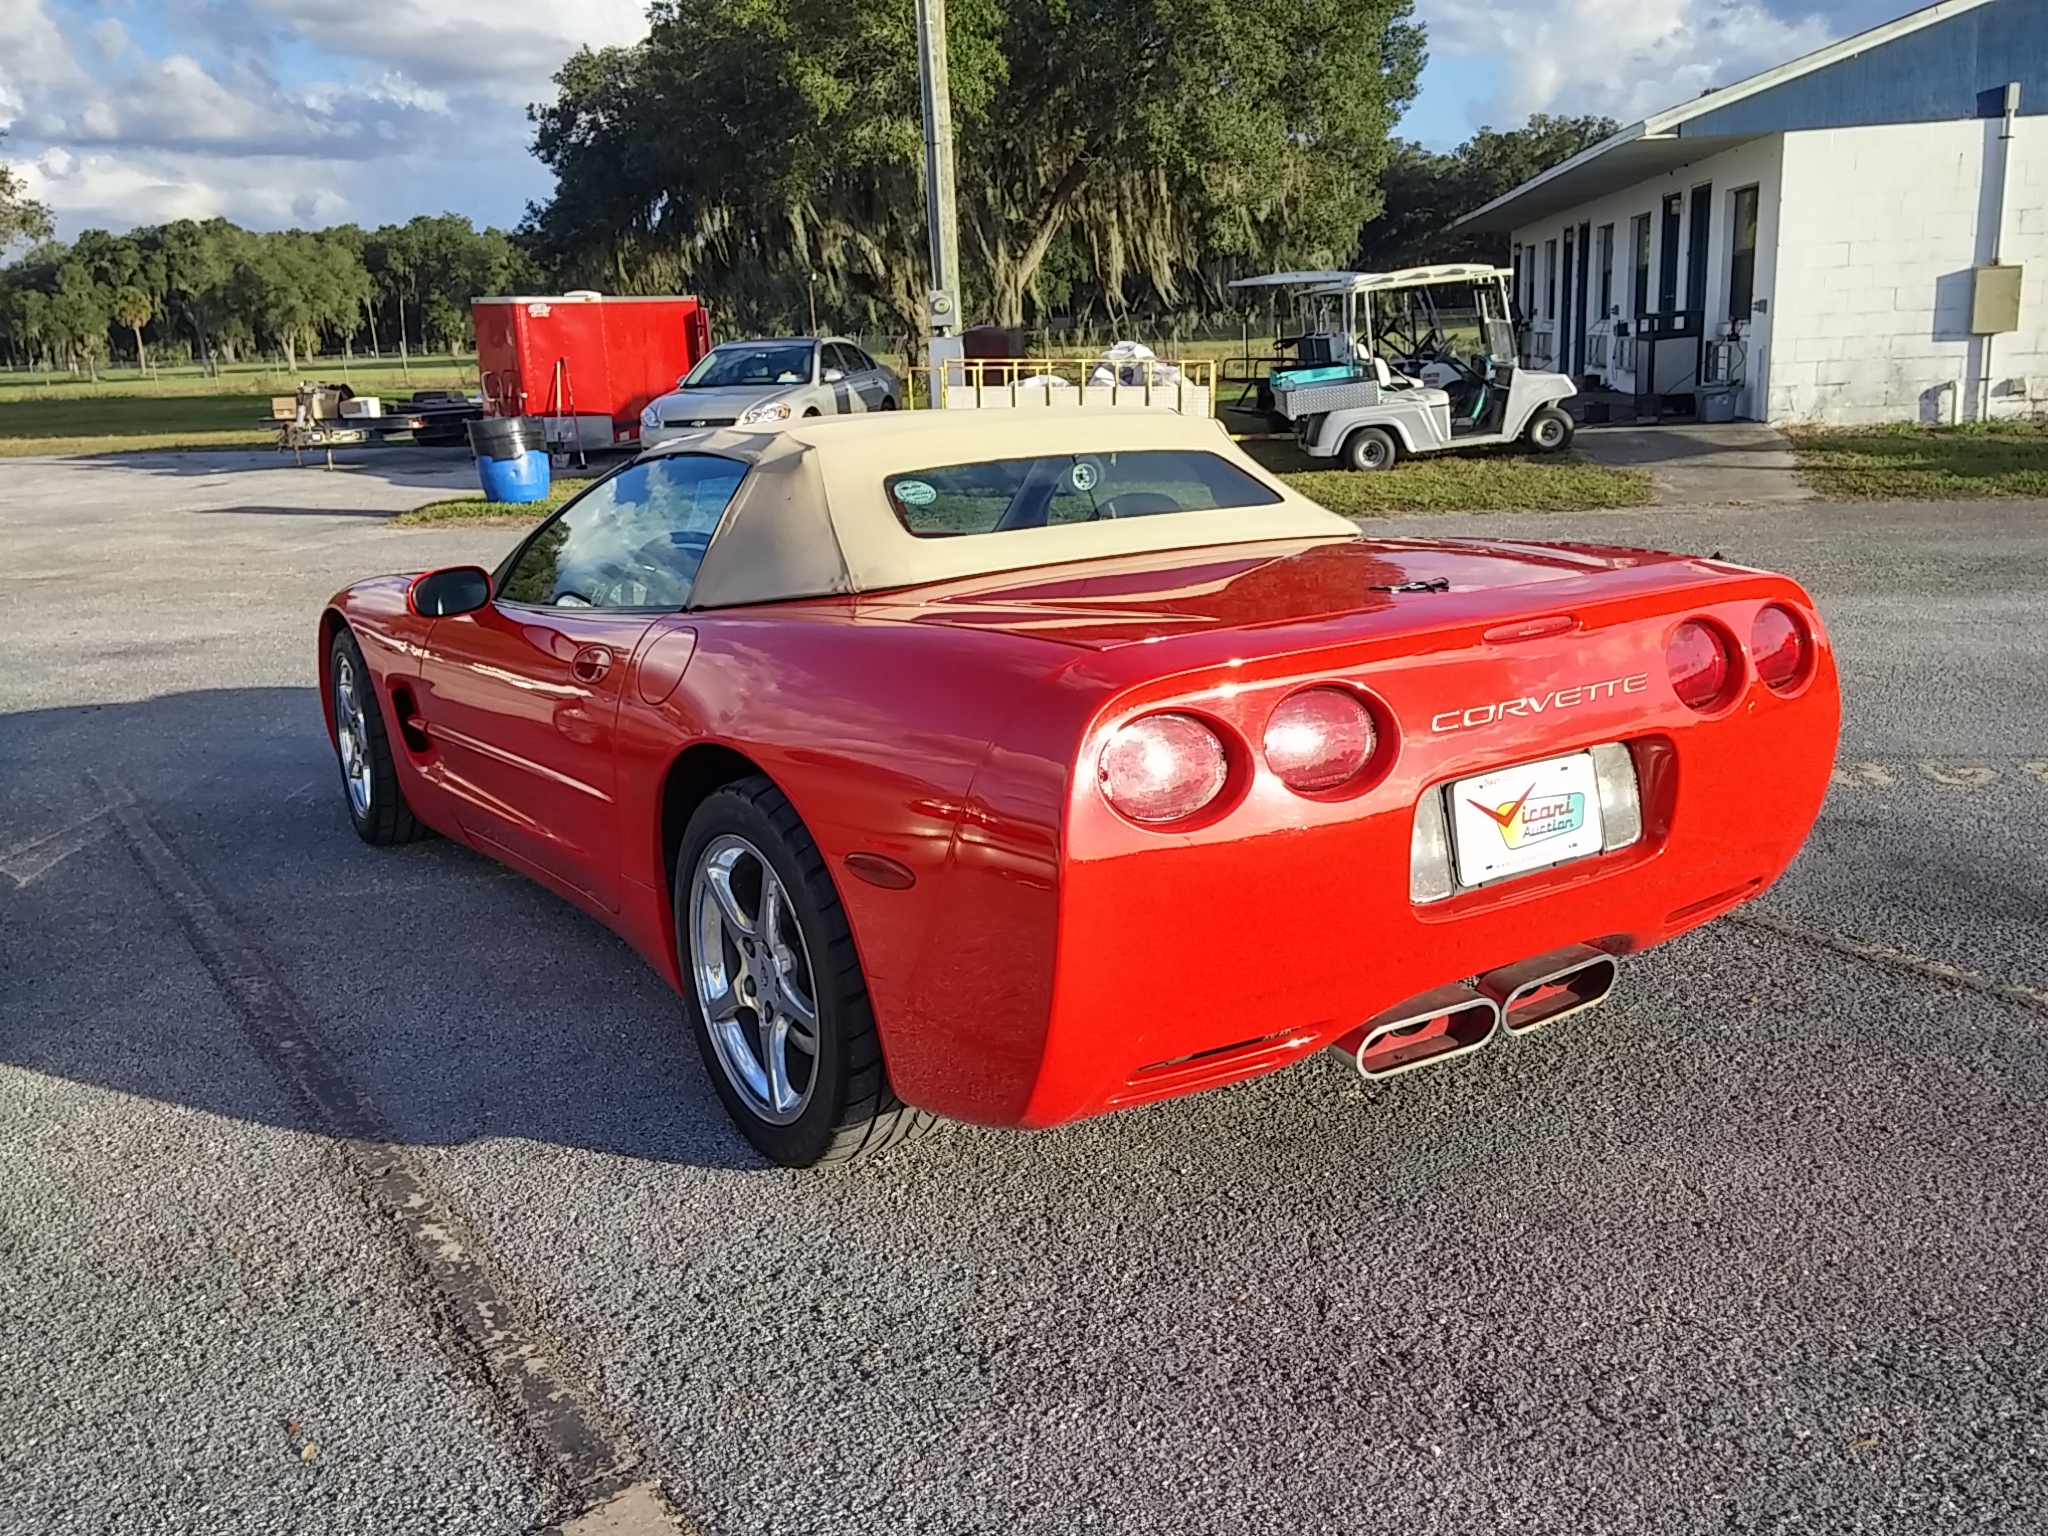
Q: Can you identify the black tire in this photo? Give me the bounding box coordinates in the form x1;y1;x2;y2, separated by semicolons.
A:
802;406;822;418
674;776;935;1167
1527;405;1575;452
327;627;428;846
1341;426;1398;473
879;396;897;411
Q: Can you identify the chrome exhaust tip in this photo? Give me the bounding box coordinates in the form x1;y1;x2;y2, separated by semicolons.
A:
1332;983;1503;1080
1477;944;1618;1035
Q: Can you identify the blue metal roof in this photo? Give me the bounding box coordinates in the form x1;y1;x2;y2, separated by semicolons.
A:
1683;0;2047;135
1458;0;2042;232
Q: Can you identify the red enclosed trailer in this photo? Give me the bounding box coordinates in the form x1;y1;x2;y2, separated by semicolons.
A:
473;292;712;450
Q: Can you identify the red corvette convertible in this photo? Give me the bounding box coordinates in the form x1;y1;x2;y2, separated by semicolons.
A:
322;411;1838;1165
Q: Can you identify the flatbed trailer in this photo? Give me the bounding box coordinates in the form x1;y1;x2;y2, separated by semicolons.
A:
267;385;482;466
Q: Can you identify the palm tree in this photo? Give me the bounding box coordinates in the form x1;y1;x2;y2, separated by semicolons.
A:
112;285;154;376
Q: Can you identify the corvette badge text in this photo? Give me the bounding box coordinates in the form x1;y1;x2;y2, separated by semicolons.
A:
1431;673;1651;734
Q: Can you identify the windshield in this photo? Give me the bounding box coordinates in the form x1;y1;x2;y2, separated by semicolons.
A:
680;343;815;390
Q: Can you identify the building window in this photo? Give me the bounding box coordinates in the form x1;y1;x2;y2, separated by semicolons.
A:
1597;224;1615;318
1545;238;1558;318
1686;183;1713;313
1632;214;1651;318
1512;245;1526;318
1658;195;1682;314
1728;186;1759;322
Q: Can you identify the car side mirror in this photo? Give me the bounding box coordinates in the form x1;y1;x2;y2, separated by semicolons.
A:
822;367;845;383
409;566;492;618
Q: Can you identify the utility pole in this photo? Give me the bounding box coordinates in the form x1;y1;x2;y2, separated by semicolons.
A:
915;0;964;380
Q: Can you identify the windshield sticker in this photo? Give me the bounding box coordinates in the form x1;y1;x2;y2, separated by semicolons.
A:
894;479;938;507
1069;460;1100;493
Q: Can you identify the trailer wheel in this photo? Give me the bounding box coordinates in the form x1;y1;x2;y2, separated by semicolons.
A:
1341;427;1398;473
1527;406;1575;453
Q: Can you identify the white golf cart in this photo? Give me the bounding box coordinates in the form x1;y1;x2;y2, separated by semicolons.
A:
1228;265;1577;472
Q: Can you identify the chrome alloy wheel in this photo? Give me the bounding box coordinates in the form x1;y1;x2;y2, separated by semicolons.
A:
689;834;822;1125
332;650;374;820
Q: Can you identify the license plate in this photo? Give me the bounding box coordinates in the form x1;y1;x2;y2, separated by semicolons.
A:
1449;751;1606;887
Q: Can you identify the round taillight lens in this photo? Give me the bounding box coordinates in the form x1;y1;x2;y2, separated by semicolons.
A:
1667;619;1735;712
1750;604;1811;693
1098;713;1230;823
1263;687;1377;792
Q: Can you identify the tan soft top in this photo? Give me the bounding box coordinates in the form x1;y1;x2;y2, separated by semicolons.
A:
664;409;1356;609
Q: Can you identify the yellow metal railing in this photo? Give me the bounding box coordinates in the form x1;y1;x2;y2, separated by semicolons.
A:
908;356;1217;413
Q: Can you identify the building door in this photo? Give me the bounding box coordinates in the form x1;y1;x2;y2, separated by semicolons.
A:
1574;221;1592;375
1560;227;1575;374
1728;186;1760;321
1658;195;1682;314
1632;214;1651;318
1686;184;1713;314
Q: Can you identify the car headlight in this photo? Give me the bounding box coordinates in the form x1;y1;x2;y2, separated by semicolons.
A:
740;400;792;424
640;403;660;427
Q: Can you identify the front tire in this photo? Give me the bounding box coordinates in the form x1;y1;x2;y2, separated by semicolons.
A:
879;396;897;411
675;777;933;1166
1527;405;1575;452
327;627;426;846
1342;426;1398;473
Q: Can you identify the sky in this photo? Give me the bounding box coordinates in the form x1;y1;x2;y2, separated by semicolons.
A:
3;0;1935;241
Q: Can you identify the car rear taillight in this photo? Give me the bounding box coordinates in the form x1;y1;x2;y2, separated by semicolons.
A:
1750;604;1812;693
1263;687;1376;792
1099;713;1230;823
1666;619;1736;712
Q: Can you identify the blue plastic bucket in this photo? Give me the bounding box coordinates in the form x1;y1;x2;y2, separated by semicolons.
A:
476;446;551;503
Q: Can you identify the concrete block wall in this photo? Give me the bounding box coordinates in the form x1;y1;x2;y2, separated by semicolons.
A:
1772;117;2047;425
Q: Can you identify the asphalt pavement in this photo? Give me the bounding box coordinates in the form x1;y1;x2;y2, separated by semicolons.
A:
3;447;2046;1534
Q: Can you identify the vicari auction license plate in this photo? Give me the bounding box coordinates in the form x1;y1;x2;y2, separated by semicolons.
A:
1449;751;1606;887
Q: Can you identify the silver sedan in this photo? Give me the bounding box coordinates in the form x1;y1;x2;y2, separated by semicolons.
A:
639;337;902;445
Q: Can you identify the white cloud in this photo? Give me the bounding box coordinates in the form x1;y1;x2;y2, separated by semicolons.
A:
1417;0;1837;126
248;0;647;102
0;0;642;238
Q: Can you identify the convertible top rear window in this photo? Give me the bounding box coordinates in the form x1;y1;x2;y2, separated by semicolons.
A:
885;449;1282;538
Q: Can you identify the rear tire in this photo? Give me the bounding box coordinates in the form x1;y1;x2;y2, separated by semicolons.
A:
1527;406;1575;452
880;396;897;411
1341;426;1398;473
327;627;427;846
675;776;936;1167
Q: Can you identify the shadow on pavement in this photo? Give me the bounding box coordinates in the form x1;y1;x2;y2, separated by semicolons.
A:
1;686;759;1172
64;445;482;490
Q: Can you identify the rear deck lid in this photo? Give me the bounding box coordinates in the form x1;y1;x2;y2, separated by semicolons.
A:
857;537;1705;647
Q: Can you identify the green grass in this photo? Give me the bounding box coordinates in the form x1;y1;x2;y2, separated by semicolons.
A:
1241;438;1654;514
0;357;478;456
1792;419;2048;500
0;395;275;456
395;478;596;526
0;355;477;403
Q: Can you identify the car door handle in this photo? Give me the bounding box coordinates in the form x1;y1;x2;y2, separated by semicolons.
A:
571;645;613;683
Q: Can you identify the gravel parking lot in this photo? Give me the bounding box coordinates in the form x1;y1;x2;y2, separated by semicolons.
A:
4;447;2046;1535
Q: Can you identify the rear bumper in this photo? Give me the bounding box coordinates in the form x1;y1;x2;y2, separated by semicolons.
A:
1025;619;1836;1127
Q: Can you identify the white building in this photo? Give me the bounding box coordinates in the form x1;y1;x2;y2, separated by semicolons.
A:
1458;0;2044;426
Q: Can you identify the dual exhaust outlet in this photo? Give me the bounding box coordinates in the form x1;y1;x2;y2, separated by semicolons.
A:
1331;944;1619;1081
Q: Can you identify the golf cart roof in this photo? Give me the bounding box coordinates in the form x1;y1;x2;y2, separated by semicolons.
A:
1231;264;1512;296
